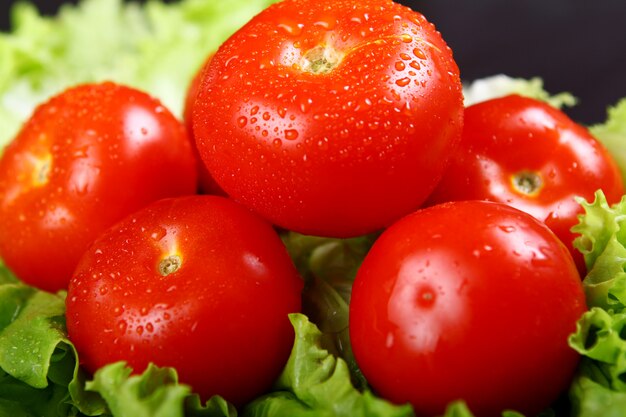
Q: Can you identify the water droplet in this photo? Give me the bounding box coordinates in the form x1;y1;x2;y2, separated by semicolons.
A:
117;320;127;332
250;106;259;116
499;225;517;233
400;34;413;43
395;77;411;87
409;61;421;70
413;47;427;60
399;53;411;61
277;107;287;118
237;116;248;128
150;227;167;241
262;112;271;121
277;20;303;36
313;16;337;30
146;323;154;333
395;61;406;71
285;129;299;140
299;97;313;113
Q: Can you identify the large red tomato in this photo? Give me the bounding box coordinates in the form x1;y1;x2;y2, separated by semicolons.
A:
350;200;586;417
0;82;197;292
428;95;624;274
66;195;303;405
193;0;463;237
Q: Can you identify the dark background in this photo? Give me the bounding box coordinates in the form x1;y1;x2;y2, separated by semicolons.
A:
1;0;625;124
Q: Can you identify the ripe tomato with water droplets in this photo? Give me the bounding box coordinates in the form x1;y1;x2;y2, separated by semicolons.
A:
0;82;197;292
66;195;303;405
183;53;226;196
193;0;463;237
350;200;586;417
427;95;624;274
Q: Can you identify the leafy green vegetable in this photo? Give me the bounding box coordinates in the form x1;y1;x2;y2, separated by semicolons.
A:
567;190;626;416
281;231;377;386
462;74;577;109
0;271;105;417
244;313;415;417
0;0;278;152
590;99;626;185
86;362;237;417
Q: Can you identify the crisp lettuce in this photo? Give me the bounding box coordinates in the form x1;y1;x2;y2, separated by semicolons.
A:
0;0;278;151
462;74;577;108
567;191;626;415
590;99;626;185
245;314;414;417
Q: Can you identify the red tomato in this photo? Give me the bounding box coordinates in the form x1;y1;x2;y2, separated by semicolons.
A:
0;82;197;292
193;0;463;237
349;200;586;417
66;195;303;405
428;95;624;274
183;54;226;196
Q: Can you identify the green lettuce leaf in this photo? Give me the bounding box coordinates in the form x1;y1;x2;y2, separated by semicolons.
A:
0;272;106;417
281;232;378;388
589;99;626;186
244;313;415;417
85;362;237;417
0;0;278;152
462;74;577;109
568;190;626;415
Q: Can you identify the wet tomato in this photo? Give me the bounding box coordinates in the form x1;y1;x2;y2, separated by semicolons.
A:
350;200;586;417
193;0;463;237
0;82;197;292
183;54;225;196
428;95;624;273
66;195;303;405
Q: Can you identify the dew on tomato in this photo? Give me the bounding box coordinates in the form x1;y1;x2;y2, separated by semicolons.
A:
193;0;464;237
0;82;198;292
428;95;624;275
350;200;586;417
66;195;303;405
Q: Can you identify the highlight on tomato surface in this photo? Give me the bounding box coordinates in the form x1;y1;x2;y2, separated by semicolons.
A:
193;0;464;238
0;82;198;292
427;94;625;274
349;200;587;417
66;195;303;405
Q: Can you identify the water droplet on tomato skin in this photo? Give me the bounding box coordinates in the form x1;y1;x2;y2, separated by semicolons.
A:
117;320;127;333
499;225;517;233
277;20;304;36
284;129;299;140
237;117;248;128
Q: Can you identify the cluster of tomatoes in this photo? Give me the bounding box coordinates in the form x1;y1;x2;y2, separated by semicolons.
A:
0;0;622;416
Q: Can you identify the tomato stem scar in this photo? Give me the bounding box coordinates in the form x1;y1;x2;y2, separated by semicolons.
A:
33;154;53;186
301;45;343;74
511;171;543;196
159;255;182;276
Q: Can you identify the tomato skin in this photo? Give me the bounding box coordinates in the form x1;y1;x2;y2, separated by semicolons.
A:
0;82;197;292
349;200;586;417
183;54;226;196
193;0;463;237
428;95;624;274
66;195;303;405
